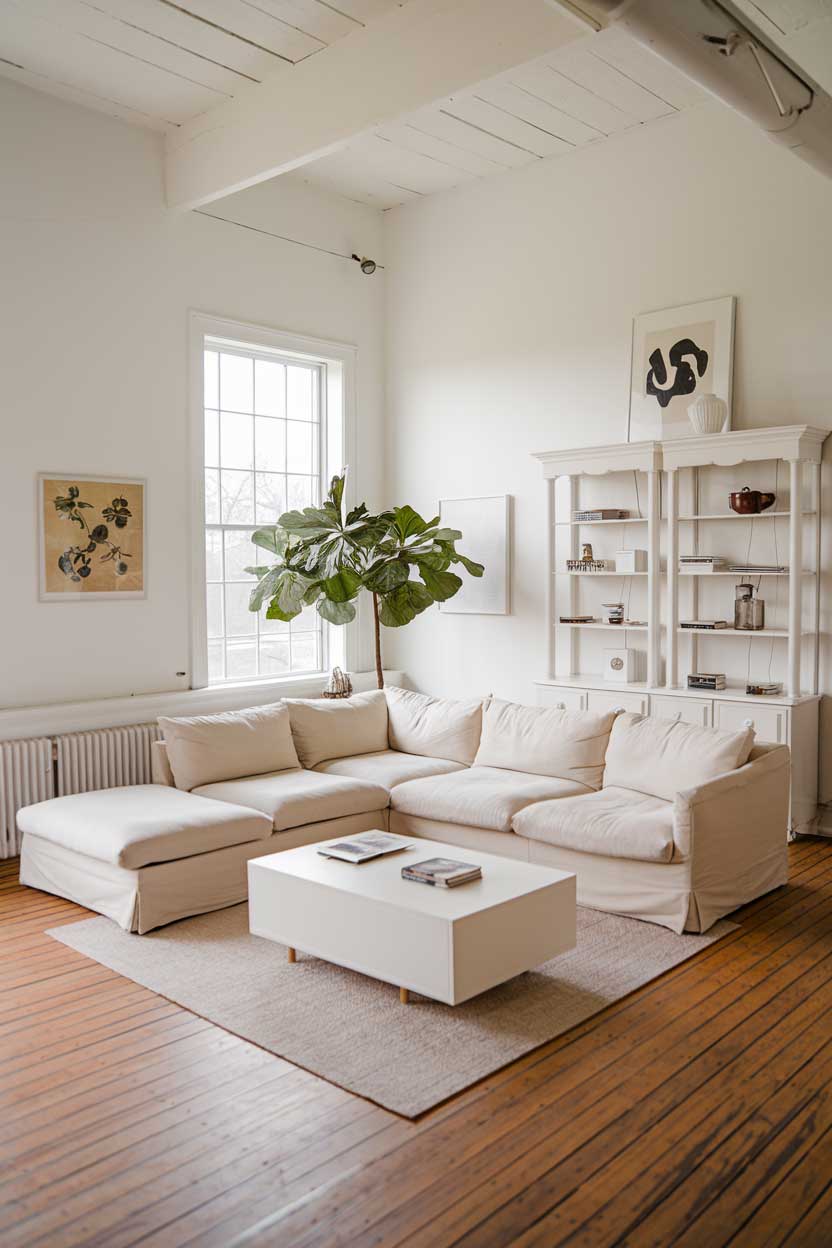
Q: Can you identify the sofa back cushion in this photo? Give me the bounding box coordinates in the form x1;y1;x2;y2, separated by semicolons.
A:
385;686;483;765
286;690;388;769
603;712;755;801
158;701;299;792
474;698;614;790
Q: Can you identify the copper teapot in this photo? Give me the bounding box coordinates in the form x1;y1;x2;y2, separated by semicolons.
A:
729;486;776;515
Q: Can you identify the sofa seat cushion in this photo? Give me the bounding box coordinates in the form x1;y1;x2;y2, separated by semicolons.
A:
16;784;272;870
603;712;755;802
192;768;388;831
385;686;484;765
513;786;675;864
285;691;388;768
391;766;591;834
315;750;465;790
474;698;615;789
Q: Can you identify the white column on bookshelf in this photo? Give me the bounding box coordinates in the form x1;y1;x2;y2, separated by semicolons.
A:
812;460;822;696
647;468;661;688
666;467;679;689
545;476;556;680
788;459;803;697
567;475;579;677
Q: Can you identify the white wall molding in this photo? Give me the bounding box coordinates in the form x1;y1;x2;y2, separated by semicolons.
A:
0;670;406;743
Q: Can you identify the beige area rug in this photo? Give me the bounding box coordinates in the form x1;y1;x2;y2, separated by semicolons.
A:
50;905;734;1118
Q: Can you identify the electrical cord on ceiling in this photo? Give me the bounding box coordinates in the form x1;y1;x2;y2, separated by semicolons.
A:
194;209;383;273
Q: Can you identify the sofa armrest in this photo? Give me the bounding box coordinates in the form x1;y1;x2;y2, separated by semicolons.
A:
672;742;791;862
151;740;175;787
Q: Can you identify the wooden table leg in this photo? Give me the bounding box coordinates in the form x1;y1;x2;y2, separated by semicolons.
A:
400;987;409;1004
287;947;296;964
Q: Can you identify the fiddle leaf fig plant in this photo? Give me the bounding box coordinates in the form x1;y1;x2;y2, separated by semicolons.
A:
247;472;484;687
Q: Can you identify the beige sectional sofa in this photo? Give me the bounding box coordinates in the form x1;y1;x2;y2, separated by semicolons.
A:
18;686;790;936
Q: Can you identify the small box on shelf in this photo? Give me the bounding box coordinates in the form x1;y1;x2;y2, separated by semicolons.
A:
603;648;637;683
615;549;647;574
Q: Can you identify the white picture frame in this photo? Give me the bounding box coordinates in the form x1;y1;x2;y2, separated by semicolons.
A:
438;495;510;615
628;296;736;442
38;473;147;602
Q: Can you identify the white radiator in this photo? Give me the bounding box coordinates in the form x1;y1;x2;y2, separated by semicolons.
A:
0;737;54;857
56;723;162;797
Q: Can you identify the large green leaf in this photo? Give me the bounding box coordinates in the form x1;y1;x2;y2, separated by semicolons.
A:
378;580;434;627
317;598;356;625
364;559;409;593
248;565;283;612
323;568;362;603
452;552;485;577
265;568;312;621
252;527;288;556
432;527;463;542
278;507;338;536
418;565;462;601
392;505;428;542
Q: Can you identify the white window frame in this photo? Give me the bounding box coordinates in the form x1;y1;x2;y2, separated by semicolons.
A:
189;311;358;692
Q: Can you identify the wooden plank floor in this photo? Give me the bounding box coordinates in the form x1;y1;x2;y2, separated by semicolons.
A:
2;841;832;1247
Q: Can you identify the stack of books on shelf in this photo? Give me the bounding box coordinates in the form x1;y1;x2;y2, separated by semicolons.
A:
727;564;788;574
402;858;482;889
680;619;730;630
747;681;783;696
679;556;724;574
688;672;727;691
572;508;629;522
560;614;595;624
566;558;614;572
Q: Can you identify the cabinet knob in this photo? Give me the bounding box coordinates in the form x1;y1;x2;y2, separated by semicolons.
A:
612;706;626;715
743;718;754;728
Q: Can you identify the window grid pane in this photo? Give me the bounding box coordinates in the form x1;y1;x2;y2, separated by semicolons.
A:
204;343;324;685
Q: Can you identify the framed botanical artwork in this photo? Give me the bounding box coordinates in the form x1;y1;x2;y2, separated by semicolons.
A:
438;495;511;615
628;296;736;442
38;474;146;601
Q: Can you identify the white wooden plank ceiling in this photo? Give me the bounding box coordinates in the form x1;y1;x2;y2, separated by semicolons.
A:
0;0;407;131
283;27;710;209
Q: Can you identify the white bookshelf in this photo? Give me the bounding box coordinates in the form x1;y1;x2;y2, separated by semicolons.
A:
533;426;828;835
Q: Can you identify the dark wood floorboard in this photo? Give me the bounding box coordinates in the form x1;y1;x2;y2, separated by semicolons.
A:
1;842;831;1247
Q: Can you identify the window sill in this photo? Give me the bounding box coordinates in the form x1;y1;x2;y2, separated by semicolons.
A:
0;669;405;742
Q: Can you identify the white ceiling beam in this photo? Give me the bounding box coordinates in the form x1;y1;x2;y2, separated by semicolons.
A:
164;0;582;210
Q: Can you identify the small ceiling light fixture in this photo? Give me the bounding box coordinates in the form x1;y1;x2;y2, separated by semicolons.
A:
352;254;377;275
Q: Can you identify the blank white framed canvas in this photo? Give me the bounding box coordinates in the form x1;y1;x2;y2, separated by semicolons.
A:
439;495;510;615
628;295;735;442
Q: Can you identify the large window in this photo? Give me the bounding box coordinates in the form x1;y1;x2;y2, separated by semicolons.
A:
202;338;328;685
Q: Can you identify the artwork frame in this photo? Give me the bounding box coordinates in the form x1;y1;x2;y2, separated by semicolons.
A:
38;473;147;602
628;296;736;442
438;495;511;615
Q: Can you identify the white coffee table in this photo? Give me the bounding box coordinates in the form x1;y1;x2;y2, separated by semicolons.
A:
247;835;576;1005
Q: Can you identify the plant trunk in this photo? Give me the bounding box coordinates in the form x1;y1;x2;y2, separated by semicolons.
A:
372;592;384;689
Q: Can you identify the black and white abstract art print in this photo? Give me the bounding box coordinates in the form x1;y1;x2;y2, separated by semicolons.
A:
628;296;735;442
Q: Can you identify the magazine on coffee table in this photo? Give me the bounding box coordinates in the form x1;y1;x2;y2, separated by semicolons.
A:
317;831;412;864
402;857;482;888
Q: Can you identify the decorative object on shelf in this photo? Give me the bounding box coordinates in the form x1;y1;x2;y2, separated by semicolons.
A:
38;473;146;601
734;583;765;631
438;495;509;616
566;558;614;572
603;603;625;625
679;555;725;573
680;620;729;629
559;615;595;623
615;549;648;573
729;486;776;514
581;542;594;561
247;472;484;689
628;295;735;442
747;682;783;696
688;673;727;691
321;667;353;699
572;509;629;522
603;648;636;682
687;393;728;435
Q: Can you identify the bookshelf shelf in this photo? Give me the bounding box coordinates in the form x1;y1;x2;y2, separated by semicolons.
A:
678;627;789;638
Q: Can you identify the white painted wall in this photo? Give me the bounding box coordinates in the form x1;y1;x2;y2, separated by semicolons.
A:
0;79;385;710
381;101;832;797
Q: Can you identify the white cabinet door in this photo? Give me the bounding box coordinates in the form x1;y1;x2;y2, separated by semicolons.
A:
536;686;587;712
714;700;788;745
650;695;712;727
587;689;649;716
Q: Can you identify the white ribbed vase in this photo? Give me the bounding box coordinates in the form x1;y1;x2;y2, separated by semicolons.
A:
688;393;728;435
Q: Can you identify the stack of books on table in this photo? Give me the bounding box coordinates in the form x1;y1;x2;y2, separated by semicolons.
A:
402;858;482;889
317;832;411;863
